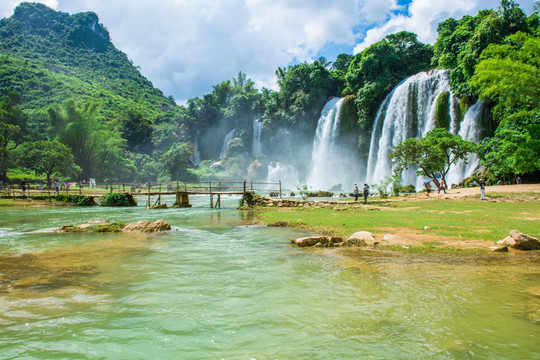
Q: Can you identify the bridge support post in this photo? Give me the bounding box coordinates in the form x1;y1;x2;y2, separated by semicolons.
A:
175;190;191;208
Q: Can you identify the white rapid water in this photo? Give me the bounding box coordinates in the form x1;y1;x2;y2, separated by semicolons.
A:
307;97;358;191
267;162;299;191
446;101;485;186
190;137;201;166
252;119;263;157
219;129;236;159
365;70;458;190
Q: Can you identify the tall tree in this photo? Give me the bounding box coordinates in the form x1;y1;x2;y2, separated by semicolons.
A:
0;92;27;181
389;128;479;187
15;139;81;187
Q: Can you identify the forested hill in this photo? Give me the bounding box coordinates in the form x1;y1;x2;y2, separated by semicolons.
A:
0;2;177;117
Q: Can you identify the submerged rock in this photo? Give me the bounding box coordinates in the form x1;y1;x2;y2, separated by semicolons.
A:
59;220;125;233
122;219;171;233
290;236;342;247
497;230;540;250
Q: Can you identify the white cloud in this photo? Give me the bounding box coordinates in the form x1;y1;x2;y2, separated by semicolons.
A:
1;0;536;104
353;0;536;53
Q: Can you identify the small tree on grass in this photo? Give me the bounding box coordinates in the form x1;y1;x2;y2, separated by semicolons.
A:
389;128;479;189
16;139;81;187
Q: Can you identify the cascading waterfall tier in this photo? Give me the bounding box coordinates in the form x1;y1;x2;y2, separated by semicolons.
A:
307;97;360;191
252;119;263;157
364;69;486;190
219;129;236;159
366;70;455;189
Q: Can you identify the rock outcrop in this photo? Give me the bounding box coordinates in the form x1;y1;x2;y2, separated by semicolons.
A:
344;231;377;247
291;231;378;248
122;219;171;233
496;230;540;250
290;236;342;247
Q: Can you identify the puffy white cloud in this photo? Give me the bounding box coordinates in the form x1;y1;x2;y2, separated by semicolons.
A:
353;0;536;53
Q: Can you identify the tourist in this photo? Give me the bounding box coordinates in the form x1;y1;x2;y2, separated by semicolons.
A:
363;184;369;203
54;180;59;195
353;183;359;201
516;176;521;184
438;178;447;194
479;178;486;200
425;181;431;197
20;179;26;195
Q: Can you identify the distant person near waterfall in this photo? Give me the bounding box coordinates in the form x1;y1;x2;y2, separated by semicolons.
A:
353;184;359;201
363;184;369;203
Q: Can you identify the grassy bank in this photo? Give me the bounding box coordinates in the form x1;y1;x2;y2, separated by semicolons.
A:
255;198;540;251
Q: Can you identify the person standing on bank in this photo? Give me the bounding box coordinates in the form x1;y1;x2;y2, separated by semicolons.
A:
479;178;486;200
438;178;447;194
363;184;369;203
353;183;359;201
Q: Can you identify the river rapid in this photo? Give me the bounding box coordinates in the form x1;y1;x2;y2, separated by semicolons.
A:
0;195;538;359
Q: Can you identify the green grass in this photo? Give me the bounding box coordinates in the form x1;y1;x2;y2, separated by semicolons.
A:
256;199;540;243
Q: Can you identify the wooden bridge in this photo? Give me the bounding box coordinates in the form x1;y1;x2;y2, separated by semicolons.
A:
1;180;282;208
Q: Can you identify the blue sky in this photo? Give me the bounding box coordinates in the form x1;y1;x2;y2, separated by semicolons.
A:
1;0;536;104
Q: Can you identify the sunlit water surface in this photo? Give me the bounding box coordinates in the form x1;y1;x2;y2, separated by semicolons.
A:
0;195;539;359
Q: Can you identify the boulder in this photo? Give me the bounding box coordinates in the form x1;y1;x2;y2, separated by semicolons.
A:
123;219;171;233
291;236;342;247
497;230;540;250
344;231;376;247
490;245;509;252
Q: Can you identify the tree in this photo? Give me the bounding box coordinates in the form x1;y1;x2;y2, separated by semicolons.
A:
389;128;479;188
480;111;540;179
16;139;81;186
470;32;540;113
160;142;193;181
0;92;27;181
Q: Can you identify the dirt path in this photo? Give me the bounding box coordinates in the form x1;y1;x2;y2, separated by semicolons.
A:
402;183;540;200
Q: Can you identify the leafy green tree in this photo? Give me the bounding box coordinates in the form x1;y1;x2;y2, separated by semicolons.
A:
470;32;540;113
431;1;530;97
15;139;81;186
121;109;153;154
389;128;479;188
160;142;193;181
0;92;27;181
480;111;540;180
48;99;133;181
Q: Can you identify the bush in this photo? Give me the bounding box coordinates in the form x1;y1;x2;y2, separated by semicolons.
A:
401;184;416;193
54;194;96;206
99;193;137;206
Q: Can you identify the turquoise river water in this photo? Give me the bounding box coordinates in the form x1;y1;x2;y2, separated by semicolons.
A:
0;195;539;359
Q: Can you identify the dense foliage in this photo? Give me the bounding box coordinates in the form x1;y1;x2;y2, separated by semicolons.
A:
0;1;538;184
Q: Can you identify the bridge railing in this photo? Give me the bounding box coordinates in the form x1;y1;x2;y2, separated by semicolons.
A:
0;180;283;200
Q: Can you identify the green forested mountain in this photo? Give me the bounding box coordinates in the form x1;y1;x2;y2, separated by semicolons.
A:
0;1;538;185
0;2;176;116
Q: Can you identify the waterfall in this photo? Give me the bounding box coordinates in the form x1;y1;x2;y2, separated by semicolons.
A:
267;162;299;191
365;70;457;190
220;129;235;159
446;101;485;186
306;97;358;191
190;136;201;166
252;119;263;156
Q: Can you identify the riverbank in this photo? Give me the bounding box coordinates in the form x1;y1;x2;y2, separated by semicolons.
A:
255;184;540;254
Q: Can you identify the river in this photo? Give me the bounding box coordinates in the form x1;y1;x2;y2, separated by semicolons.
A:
0;195;538;359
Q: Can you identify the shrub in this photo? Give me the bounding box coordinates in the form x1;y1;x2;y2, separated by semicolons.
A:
54;194;96;206
99;193;137;206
